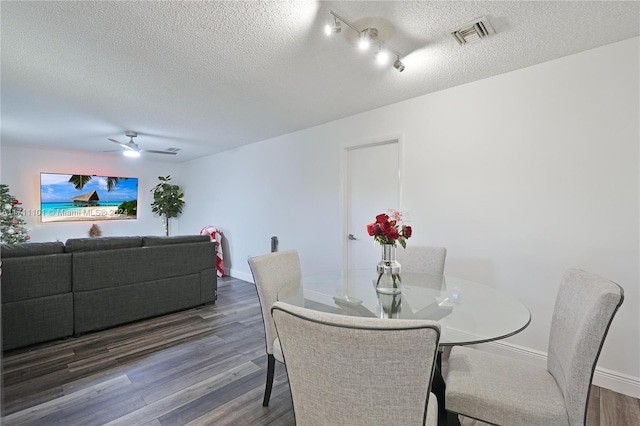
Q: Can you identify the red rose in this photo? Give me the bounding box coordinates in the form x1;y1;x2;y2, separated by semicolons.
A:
403;225;412;238
366;223;376;236
12;199;19;204
375;213;389;224
387;227;399;240
379;221;392;235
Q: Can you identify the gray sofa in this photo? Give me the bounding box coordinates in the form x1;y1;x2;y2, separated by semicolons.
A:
1;241;73;351
1;235;218;351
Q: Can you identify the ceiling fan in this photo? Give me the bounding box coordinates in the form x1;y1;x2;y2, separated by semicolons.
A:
108;131;178;157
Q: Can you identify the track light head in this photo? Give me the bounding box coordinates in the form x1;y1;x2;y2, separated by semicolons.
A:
324;18;341;36
393;57;406;72
358;28;378;50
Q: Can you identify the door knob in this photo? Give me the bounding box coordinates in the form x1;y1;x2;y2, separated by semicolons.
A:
348;234;357;240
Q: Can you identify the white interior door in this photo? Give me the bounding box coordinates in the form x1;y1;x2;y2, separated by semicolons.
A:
346;141;400;270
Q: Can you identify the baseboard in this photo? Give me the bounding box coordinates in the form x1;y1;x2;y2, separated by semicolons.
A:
474;340;640;398
228;269;254;283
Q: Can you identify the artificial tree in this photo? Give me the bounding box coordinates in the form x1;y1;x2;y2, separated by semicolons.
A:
0;184;30;244
150;175;185;236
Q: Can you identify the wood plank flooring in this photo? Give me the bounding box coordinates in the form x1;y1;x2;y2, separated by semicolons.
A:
2;277;639;425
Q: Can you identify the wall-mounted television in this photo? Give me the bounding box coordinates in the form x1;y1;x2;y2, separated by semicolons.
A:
40;173;138;223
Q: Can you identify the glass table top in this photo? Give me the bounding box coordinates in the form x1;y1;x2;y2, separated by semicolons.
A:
278;270;531;346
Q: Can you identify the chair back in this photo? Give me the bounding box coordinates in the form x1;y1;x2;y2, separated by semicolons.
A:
248;250;301;355
547;268;624;425
272;301;441;426
395;246;447;275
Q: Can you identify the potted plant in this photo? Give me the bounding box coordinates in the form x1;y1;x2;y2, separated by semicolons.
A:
150;175;184;236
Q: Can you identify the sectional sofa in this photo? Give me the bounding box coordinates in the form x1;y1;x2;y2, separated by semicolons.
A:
1;235;218;351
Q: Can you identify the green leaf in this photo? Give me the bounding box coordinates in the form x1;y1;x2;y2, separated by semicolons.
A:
106;177;120;192
68;175;92;190
399;237;407;249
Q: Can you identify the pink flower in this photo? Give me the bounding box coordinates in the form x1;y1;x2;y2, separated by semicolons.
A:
388;209;403;222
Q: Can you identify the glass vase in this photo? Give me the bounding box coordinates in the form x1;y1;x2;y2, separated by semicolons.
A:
376;244;402;294
377;292;402;318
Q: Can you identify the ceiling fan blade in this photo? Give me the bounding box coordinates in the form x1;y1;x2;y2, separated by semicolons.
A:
108;138;133;149
108;135;177;156
143;149;178;155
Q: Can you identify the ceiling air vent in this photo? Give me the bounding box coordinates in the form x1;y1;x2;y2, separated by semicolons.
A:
451;16;495;45
166;147;181;153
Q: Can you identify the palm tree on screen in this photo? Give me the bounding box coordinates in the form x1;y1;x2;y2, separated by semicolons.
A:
68;175;127;191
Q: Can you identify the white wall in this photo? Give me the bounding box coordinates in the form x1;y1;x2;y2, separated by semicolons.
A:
0;146;180;241
178;38;639;396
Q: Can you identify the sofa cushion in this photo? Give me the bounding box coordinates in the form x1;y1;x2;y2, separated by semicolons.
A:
1;253;72;302
73;275;202;334
72;241;216;292
142;235;211;246
65;237;143;252
1;242;65;258
2;294;74;351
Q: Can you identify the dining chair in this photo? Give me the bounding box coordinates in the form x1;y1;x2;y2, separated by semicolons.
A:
271;300;441;426
248;250;301;406
395;245;447;275
445;268;624;426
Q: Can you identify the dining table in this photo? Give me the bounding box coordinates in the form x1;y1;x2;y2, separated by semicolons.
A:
277;269;531;426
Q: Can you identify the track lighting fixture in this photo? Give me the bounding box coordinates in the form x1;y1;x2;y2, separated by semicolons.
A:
325;10;406;72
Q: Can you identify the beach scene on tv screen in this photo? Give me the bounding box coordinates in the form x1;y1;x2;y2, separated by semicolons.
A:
40;173;138;223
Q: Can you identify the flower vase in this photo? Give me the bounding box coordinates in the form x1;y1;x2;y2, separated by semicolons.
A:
377;292;402;318
376;244;402;294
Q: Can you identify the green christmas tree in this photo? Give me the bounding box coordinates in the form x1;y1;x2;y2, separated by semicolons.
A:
0;184;30;244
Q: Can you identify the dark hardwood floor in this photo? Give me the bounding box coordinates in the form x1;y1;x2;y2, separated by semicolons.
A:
2;277;639;425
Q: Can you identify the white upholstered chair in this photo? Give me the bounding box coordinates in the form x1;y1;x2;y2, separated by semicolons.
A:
272;301;441;426
248;250;301;406
445;268;624;426
395;246;447;275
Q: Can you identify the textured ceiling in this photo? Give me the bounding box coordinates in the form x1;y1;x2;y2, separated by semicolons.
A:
2;1;638;163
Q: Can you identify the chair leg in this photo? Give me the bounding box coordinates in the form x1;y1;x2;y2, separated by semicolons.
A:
263;354;276;407
434;349;461;426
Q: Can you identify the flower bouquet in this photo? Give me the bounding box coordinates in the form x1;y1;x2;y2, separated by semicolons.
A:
366;210;412;248
367;210;412;294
